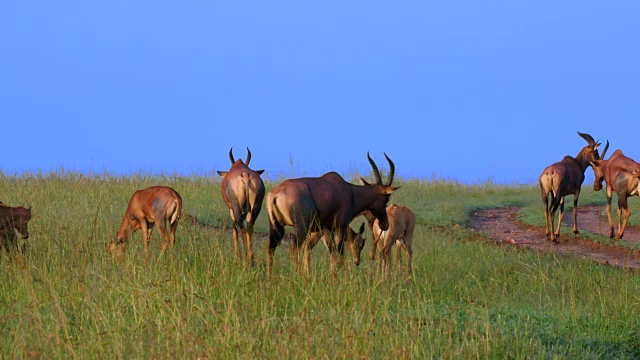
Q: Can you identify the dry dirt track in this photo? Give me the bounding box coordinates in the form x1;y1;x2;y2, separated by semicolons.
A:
468;205;640;270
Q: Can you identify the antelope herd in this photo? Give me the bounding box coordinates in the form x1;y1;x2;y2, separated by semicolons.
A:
4;132;640;277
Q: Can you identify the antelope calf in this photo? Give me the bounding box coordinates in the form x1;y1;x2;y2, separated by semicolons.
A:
0;202;32;253
539;132;607;242
106;186;182;256
370;205;415;278
307;222;367;267
217;147;265;265
591;149;640;239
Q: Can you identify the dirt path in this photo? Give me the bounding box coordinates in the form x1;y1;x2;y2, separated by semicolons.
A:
468;205;640;269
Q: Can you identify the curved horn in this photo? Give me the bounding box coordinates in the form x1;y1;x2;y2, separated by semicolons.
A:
228;147;235;164
367;152;383;185
246;147;252;166
384;152;395;186
600;140;609;159
577;131;596;146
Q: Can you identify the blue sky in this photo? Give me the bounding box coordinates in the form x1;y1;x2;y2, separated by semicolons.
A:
1;1;638;183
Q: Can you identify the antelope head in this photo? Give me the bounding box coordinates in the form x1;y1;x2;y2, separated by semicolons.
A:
589;160;606;191
359;152;399;231
345;223;366;266
217;147;264;177
578;131;608;163
14;201;32;239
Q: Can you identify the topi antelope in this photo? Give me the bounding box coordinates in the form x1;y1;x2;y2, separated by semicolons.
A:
217;147;265;265
539;131;607;242
369;205;416;278
0;202;32;253
307;222;367;267
590;149;640;239
106;186;182;257
265;152;398;277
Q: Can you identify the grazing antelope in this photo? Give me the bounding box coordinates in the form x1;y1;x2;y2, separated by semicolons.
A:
591;149;640;239
217;147;265;264
307;222;367;267
0;202;32;253
370;205;415;278
106;186;182;256
539;131;607;242
266;152;397;277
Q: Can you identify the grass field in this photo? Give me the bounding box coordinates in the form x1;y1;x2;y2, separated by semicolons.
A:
1;171;639;359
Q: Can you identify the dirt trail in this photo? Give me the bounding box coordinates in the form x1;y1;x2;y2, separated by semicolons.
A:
468;205;640;269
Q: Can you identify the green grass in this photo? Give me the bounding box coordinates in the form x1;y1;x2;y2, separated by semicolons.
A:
1;172;639;359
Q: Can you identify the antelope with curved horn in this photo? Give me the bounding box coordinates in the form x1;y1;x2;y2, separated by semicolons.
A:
539;131;607;242
217;147;265;264
265;152;398;277
590;148;640;239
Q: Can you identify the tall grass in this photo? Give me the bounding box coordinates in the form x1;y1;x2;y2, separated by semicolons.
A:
0;172;638;358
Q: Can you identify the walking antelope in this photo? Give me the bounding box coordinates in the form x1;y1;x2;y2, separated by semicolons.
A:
106;186;182;256
217;147;265;264
590;149;640;239
539;132;607;242
265;153;397;277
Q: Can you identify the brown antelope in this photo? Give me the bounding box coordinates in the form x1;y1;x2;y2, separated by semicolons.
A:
370;205;415;278
307;222;367;267
106;186;182;256
539;131;607;242
266;152;397;277
590;149;640;239
217;147;265;264
0;202;32;253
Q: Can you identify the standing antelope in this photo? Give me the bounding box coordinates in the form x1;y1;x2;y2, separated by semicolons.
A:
590;149;640;239
0;202;32;253
106;186;182;256
539;131;607;242
370;205;416;278
266;152;397;277
217;147;265;264
307;223;367;267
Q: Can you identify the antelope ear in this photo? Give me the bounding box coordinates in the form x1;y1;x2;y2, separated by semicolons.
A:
358;222;365;235
217;171;228;177
255;169;265;175
382;186;401;194
360;177;371;186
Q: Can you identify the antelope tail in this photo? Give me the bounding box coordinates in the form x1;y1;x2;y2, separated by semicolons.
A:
268;194;284;227
169;199;181;225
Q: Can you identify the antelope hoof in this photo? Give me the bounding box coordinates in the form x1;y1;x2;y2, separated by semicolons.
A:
615;234;624;240
573;230;580;235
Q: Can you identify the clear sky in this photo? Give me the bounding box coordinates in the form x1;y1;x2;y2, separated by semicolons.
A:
1;1;638;184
